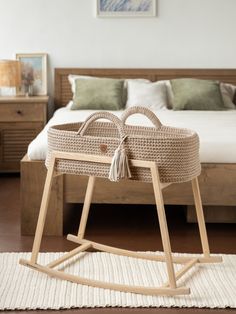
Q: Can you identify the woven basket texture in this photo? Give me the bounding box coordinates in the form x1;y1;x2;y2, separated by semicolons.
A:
46;107;201;183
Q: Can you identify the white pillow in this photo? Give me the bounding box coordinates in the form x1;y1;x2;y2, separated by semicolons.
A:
220;82;236;109
160;80;174;109
126;80;168;110
124;78;150;87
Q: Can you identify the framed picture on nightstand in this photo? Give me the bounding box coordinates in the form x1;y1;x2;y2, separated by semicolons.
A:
16;53;48;96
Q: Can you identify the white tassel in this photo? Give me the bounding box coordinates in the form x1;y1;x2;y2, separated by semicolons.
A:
109;137;131;182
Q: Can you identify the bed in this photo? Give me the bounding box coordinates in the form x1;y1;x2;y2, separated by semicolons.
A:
21;68;236;235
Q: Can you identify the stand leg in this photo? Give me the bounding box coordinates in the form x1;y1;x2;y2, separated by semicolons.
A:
30;156;56;264
77;176;96;239
191;177;210;257
150;164;176;289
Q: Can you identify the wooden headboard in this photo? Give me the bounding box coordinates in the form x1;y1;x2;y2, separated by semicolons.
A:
54;68;236;108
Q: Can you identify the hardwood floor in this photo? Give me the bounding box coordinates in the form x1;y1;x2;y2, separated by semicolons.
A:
0;174;236;314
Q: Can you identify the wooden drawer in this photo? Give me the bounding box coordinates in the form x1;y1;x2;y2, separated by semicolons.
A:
0;103;45;122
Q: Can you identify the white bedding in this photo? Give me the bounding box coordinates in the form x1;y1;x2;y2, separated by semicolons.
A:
28;104;236;163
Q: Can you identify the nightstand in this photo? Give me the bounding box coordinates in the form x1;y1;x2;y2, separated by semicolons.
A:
0;96;48;172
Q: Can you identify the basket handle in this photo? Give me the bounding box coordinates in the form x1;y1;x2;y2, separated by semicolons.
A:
121;106;162;129
77;111;126;139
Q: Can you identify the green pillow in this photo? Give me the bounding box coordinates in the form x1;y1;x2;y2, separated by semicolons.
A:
170;78;225;110
71;78;125;110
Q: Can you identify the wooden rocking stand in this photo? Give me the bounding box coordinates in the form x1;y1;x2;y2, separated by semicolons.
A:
20;151;222;296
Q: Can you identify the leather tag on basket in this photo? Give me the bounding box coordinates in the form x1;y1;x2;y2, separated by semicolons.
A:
100;144;108;153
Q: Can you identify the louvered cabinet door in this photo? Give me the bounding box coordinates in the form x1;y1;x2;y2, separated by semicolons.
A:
0;123;43;171
0;96;48;172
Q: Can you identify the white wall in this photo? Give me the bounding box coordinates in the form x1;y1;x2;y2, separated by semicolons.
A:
0;0;236;96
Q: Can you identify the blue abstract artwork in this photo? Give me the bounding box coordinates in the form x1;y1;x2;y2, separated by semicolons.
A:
100;0;151;12
97;0;155;16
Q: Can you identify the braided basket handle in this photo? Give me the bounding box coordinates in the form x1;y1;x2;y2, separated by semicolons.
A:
121;106;162;129
77;111;126;139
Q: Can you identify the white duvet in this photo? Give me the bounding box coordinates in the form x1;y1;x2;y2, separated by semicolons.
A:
28;104;236;163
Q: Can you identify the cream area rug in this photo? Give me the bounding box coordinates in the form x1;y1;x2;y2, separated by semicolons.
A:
0;252;235;310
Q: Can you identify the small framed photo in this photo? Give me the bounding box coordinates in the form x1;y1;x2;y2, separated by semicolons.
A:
16;53;48;96
97;0;156;18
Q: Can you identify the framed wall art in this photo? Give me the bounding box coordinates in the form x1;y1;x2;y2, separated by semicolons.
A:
97;0;156;18
16;53;47;96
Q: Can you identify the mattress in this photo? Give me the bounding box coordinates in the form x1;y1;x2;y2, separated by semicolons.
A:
28;103;236;163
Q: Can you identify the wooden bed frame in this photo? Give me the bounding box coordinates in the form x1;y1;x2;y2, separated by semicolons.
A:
21;68;236;235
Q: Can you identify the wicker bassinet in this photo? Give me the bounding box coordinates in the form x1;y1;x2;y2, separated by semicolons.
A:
46;107;201;183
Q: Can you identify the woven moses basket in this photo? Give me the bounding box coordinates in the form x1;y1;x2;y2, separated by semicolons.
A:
46;107;201;183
